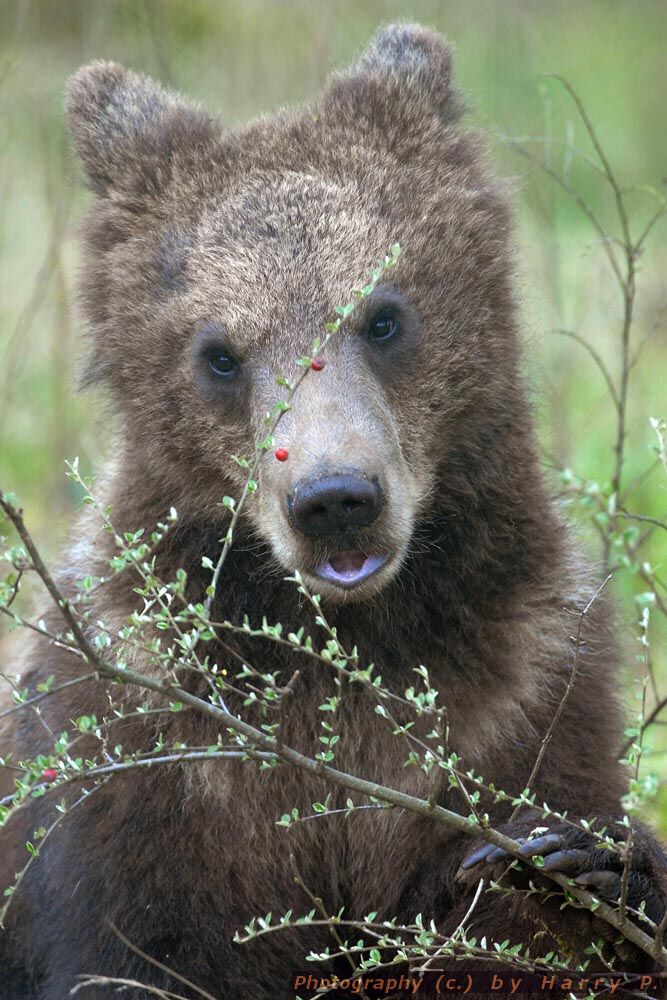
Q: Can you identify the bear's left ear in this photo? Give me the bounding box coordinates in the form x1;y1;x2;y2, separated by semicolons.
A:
322;23;462;136
66;61;221;200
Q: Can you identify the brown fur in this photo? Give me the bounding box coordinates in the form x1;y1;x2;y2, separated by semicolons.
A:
1;24;665;999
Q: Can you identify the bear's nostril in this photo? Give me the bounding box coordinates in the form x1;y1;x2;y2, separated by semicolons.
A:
289;473;384;538
343;499;364;513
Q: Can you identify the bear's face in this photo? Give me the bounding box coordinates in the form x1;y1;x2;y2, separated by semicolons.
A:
179;173;428;600
67;26;515;602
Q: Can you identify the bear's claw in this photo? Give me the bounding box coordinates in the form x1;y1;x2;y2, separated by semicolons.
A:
574;869;622;895
457;821;667;969
540;848;590;872
518;833;562;858
462;830;614;887
460;826;640;909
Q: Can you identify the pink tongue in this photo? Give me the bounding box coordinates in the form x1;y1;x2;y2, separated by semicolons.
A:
329;551;367;575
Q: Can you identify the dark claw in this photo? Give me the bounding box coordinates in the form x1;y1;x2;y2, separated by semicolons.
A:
540;849;589;873
518;834;562;859
462;838;526;871
486;846;510;863
575;870;621;898
461;843;497;870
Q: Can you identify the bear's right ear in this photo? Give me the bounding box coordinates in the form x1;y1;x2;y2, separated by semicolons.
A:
66;61;220;199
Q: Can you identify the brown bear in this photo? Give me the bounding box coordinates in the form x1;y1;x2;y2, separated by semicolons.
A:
0;22;665;1000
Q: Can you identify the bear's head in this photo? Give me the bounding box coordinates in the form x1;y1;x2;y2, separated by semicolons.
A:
67;24;526;603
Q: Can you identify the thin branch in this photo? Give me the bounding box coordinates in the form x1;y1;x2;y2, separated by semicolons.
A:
635;205;666;252
108;920;218;1000
544;76;631;249
72;977;193;1000
551;328;619;410
622;695;667;756
619;460;661;507
543;76;637;567
0;782;107;928
505;137;625;290
0;749;275;809
511;576;612;820
293;867;371;1000
617;510;667;533
0;672;96;721
414;877;486;976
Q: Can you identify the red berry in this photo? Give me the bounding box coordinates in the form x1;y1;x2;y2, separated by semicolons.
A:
274;447;289;462
42;768;57;782
311;356;325;371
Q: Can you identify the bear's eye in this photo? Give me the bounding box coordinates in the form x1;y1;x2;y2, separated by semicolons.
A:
207;350;238;378
367;309;399;343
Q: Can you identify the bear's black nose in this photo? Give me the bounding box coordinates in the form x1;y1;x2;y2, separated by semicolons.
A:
288;473;384;537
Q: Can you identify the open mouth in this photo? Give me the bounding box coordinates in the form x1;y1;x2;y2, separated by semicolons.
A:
315;550;388;588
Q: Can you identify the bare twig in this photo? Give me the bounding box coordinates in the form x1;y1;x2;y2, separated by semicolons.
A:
0;672;96;721
551;328;619;411
617;510;667;533
414;877;486;975
511;575;612;820
107;920;219;1000
293;866;371;1000
72;977;195;999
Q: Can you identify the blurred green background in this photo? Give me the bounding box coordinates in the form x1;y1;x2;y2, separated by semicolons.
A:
1;1;666;822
